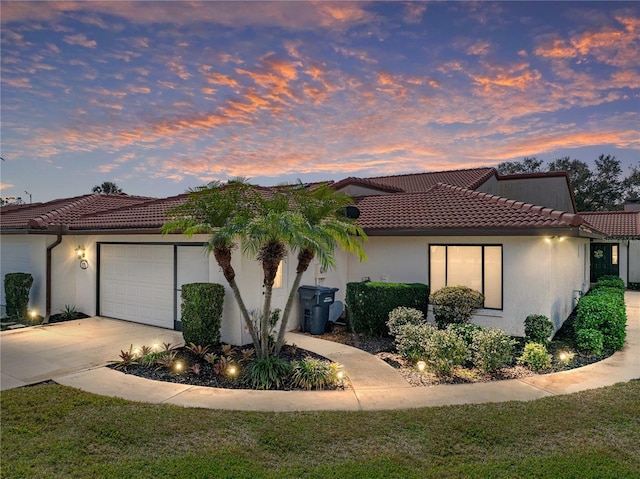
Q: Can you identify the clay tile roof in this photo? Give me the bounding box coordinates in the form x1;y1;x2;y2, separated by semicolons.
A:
1;194;157;230
361;167;496;193
355;183;588;233
66;194;189;230
580;211;640;238
332;177;404;193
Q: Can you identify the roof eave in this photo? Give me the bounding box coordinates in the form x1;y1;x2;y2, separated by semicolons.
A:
363;226;604;238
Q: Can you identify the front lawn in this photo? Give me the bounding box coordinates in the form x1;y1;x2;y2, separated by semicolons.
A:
2;381;639;478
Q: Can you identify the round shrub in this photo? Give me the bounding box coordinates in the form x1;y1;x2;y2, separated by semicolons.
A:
470;328;516;373
423;326;468;377
393;323;435;363
524;314;554;346
593;275;625;291
430;286;484;329
180;283;225;346
387;307;426;336
517;342;551;372
575;328;604;356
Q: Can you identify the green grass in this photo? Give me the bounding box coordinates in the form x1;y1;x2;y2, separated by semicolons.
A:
2;381;639;478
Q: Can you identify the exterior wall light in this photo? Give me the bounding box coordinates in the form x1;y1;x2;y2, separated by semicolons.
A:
75;246;88;269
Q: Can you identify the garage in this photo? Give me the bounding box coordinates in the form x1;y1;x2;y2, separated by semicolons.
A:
99;243;210;329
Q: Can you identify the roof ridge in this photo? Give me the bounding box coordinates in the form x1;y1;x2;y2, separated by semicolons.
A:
364;166;495;182
74;193;190;219
332;176;405;193
436;182;584;226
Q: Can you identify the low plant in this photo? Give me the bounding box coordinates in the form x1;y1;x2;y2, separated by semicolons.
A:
59;304;78;320
575;328;604;356
155;350;178;371
430;286;484;329
244;356;291;390
470;328;516;373
203;352;219;365
221;344;233;356
186;343;210;358
213;356;233;376
518;342;551;372
423;326;468;377
524;314;554;346
290;357;340;390
386;307;426;336
393;323;435;363
112;345;138;371
240;348;255;364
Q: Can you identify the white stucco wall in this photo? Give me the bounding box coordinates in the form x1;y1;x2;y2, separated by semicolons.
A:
630;240;640;283
346;235;589;336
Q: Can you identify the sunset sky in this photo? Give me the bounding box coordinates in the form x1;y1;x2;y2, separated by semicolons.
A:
1;1;638;203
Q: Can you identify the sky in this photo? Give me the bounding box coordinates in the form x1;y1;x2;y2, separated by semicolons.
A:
1;1;639;204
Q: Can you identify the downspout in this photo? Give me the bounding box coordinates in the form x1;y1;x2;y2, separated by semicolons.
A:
44;233;63;322
626;239;630;287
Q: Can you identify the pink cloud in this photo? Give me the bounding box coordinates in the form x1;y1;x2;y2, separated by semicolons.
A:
63;33;97;48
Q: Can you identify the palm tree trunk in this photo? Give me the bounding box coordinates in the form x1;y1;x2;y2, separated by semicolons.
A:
274;247;315;355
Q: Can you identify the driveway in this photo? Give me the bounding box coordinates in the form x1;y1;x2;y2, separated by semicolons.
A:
0;317;182;390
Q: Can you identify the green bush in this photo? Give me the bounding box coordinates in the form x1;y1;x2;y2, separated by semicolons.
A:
594;275;625;290
346;282;429;336
448;323;484;347
430;286;484;329
470;328;516;373
574;288;626;352
423;326;468;377
386;307;426;336
4;273;33;320
518;342;551;372
393;323;435;363
524;314;554;346
244;356;291;390
180;283;225;346
290;357;340;390
575;328;604;356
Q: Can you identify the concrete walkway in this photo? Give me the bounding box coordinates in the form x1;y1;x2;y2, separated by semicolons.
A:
1;292;638;411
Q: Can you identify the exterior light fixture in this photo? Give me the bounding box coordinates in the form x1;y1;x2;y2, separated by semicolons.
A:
336;370;344;380
75;246;89;269
29;310;37;320
227;365;238;377
416;361;427;372
174;361;184;372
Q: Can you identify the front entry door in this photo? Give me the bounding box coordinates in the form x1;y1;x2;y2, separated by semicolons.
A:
590;243;619;282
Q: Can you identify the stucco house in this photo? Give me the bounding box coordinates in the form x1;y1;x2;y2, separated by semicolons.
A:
580;201;640;286
0;167;604;343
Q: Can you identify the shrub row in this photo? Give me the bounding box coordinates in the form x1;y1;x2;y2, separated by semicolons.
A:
346;281;429;336
387;308;516;376
574;277;626;354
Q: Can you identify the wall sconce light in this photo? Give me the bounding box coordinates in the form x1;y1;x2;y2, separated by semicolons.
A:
75;246;88;269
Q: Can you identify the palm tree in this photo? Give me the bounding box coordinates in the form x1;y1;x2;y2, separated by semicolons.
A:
273;182;367;354
162;180;263;350
163;179;367;359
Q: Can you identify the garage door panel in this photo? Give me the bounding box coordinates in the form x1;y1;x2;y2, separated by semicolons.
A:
100;244;174;328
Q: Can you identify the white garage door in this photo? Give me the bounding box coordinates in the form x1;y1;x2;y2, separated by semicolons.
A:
100;244;174;328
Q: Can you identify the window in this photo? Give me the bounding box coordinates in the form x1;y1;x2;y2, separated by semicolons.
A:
429;245;502;309
612;244;618;265
273;260;284;289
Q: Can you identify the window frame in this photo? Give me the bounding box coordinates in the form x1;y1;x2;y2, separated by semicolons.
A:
428;244;503;310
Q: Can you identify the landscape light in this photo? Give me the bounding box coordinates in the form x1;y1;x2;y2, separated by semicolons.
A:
416;361;426;372
227;365;238;376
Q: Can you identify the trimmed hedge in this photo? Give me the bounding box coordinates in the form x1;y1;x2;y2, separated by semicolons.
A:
4;273;33;320
180;283;225;346
592;275;625;291
524;314;554;346
430;286;484;329
346;282;429;336
574;283;626;352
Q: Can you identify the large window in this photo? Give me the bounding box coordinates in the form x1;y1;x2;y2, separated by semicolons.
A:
429;245;502;309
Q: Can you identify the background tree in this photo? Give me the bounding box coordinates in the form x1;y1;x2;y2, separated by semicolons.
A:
496;156;544;175
498;155;637;211
92;181;123;194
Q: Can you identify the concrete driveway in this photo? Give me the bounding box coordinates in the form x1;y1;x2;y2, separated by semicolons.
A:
0;317;183;391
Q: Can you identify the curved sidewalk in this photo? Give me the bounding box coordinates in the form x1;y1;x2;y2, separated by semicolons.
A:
50;291;639;411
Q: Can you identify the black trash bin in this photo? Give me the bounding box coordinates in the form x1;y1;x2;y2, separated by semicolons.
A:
297;285;339;335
